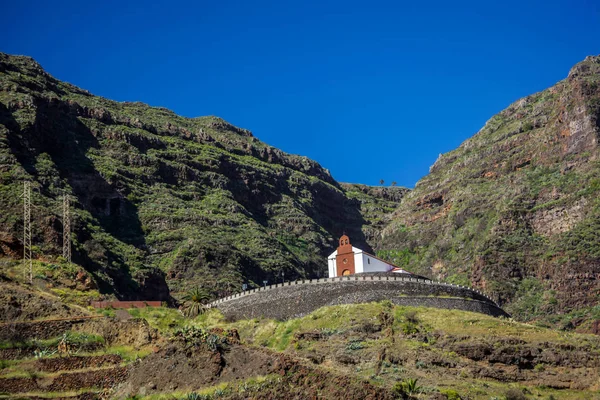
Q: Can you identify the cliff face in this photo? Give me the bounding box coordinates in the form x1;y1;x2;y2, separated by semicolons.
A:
0;53;407;300
341;183;410;248
2;51;599;326
380;56;600;325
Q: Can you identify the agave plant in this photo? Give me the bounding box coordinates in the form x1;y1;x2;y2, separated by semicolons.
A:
393;377;421;398
181;287;211;317
33;348;57;359
402;378;421;395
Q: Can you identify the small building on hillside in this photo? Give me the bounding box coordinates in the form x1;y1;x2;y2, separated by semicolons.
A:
327;235;413;278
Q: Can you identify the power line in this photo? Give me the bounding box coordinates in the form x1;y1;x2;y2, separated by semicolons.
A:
23;181;32;284
62;193;71;266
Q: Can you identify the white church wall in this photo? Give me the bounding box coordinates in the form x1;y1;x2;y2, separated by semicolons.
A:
362;253;394;273
328;257;336;278
354;252;364;273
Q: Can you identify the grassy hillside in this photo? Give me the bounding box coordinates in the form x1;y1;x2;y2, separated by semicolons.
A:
126;302;600;399
1;281;598;399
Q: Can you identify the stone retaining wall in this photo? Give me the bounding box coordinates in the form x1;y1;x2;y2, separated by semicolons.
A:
91;301;163;309
211;276;508;320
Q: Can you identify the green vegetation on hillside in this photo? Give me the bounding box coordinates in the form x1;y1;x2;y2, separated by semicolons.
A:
2;51;599;332
0;53;404;302
379;56;600;329
129;302;600;400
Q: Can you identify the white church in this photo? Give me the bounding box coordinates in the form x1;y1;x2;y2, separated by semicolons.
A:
327;234;413;278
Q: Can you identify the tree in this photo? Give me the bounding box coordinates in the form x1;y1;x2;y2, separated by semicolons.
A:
181;287;211;317
391;181;397;186
379;179;385;185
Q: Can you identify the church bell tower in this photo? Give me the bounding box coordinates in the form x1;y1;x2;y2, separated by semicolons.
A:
335;234;355;276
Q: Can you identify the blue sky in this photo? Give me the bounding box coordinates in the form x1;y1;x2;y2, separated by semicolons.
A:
1;0;599;187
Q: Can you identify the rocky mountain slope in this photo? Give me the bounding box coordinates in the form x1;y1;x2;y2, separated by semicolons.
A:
0;53;407;300
2;51;600;329
379;56;600;327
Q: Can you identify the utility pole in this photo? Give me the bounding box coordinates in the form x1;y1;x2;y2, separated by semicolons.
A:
62;193;71;266
23;181;32;284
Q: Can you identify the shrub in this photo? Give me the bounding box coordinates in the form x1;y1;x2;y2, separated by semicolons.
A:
504;388;527;400
522;122;534;132
415;360;427;369
183;393;211;400
380;299;393;309
34;348;57;359
399;310;420;334
404;310;419;324
392;382;405;398
534;363;545;372
401;322;419;335
346;339;364;351
173;326;229;352
441;389;462;400
320;328;337;337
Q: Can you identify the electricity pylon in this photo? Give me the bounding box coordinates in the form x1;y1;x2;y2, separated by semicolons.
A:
62;194;71;266
23;181;32;284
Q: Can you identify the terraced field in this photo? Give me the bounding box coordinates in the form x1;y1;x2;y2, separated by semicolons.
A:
1;281;599;399
0;315;157;399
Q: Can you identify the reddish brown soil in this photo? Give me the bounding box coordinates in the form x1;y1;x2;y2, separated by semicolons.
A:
0;348;31;360
262;354;396;400
0;282;87;323
123;343;277;393
27;394;99;400
0;316;105;341
0;366;127;393
119;342;395;399
35;355;123;372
